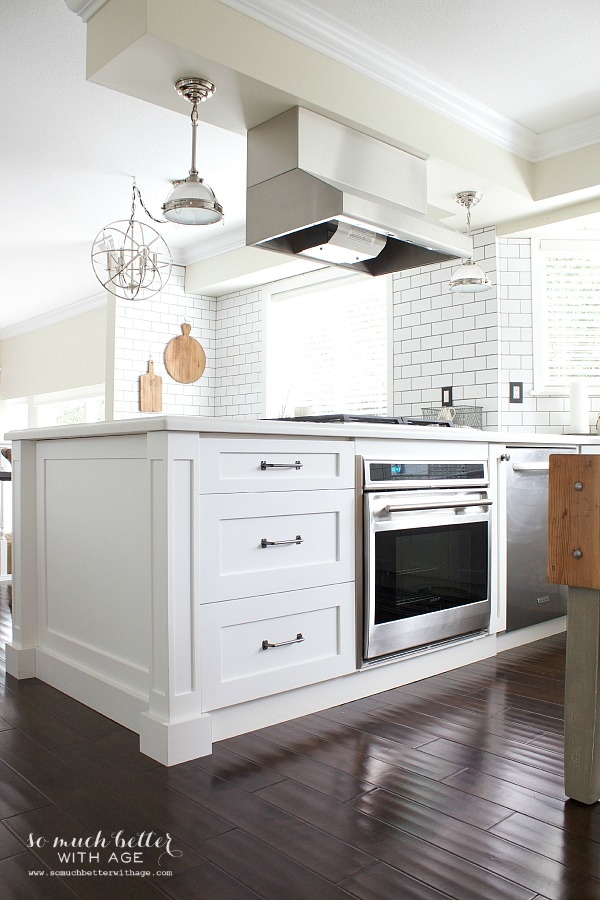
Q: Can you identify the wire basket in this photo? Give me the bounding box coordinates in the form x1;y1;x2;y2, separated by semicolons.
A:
421;405;484;429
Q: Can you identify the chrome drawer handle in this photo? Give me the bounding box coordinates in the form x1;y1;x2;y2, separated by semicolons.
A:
262;633;304;651
260;460;303;470
260;535;303;548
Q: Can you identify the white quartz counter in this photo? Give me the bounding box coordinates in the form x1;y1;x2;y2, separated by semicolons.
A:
8;414;599;446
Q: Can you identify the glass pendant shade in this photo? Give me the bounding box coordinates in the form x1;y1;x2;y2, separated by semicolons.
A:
449;259;491;293
163;174;223;225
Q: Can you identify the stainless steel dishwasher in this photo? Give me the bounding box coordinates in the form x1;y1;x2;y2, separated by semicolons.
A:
505;445;576;632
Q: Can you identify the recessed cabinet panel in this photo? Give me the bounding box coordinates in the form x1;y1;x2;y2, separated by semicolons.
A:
198;437;354;493
199;583;355;709
198;489;354;602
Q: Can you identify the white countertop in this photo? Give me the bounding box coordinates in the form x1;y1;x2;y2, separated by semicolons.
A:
7;415;600;446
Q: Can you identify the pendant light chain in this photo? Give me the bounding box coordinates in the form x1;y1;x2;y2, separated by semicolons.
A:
131;180;167;225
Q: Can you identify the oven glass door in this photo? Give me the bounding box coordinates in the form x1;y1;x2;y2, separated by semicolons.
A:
374;520;488;623
364;492;491;660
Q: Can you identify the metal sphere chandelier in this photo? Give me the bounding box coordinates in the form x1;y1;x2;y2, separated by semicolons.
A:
449;191;491;294
91;181;172;302
162;77;224;225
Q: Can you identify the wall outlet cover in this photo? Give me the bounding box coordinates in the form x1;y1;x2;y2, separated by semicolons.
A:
510;381;524;403
441;386;453;407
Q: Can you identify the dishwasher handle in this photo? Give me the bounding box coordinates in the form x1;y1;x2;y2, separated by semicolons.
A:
511;462;550;473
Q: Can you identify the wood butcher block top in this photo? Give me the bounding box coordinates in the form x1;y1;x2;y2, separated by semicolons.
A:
548;454;600;589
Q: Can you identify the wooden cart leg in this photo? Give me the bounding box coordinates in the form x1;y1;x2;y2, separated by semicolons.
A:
565;586;600;804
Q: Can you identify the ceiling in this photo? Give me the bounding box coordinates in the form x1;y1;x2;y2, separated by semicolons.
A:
3;0;600;334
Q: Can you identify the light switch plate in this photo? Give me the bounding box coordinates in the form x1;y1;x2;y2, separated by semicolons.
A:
441;386;453;407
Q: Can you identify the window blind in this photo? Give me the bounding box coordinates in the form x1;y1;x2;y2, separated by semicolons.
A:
540;250;600;385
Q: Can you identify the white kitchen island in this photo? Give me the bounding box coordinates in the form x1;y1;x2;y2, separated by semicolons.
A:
6;416;590;765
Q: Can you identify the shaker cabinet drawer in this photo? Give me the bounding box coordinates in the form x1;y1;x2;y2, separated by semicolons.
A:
199;583;355;709
198;437;354;493
198;489;355;602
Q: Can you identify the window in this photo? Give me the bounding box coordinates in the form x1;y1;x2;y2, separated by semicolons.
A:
2;385;105;437
534;239;600;391
34;394;105;428
266;272;390;417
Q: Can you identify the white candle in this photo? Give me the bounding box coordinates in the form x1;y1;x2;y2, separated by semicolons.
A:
568;382;589;433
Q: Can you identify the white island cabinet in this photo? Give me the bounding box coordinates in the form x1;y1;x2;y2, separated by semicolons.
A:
8;422;358;765
8;417;589;765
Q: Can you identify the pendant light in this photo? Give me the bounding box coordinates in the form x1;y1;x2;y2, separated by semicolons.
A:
449;191;491;293
91;180;172;301
162;77;224;225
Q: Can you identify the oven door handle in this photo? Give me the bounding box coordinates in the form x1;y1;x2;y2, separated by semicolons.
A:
381;498;492;514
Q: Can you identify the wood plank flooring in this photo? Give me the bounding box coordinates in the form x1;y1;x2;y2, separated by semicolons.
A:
0;585;597;898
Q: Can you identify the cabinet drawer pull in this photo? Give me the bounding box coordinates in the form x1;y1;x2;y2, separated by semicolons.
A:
260;460;303;470
262;633;304;651
261;535;303;548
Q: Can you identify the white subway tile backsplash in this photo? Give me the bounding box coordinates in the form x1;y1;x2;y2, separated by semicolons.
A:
452;344;476;360
420;335;442;351
431;347;453;362
109;232;556;434
505;283;531;301
399;312;422;328
411;349;433;364
443;359;466;374
412;324;433;339
410;273;432;288
441;332;465;347
399;338;423;353
420;308;443;325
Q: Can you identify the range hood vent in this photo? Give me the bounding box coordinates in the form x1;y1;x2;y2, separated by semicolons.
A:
246;108;472;276
292;221;387;264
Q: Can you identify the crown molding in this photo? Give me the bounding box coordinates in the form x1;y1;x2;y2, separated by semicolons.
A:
64;0;600;162
220;0;600;163
63;0;109;22
533;112;600;161
0;293;107;341
220;0;536;159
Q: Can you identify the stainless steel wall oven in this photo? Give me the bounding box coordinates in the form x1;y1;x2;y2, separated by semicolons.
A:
362;458;492;662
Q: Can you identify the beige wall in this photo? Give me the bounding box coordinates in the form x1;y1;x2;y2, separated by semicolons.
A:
0;305;107;400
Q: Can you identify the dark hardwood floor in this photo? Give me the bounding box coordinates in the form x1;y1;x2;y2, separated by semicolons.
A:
0;586;597;898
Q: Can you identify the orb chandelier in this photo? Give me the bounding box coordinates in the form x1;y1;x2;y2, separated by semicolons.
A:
91;181;172;301
449;191;491;294
162;77;224;225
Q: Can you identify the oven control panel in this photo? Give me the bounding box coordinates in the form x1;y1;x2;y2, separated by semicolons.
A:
364;459;488;490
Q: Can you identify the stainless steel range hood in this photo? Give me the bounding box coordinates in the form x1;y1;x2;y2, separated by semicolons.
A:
246;108;472;276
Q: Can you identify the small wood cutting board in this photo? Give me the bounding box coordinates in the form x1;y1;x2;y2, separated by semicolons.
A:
139;359;163;412
165;322;206;384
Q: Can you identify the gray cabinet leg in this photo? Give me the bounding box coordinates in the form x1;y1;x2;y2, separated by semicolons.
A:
565;587;600;804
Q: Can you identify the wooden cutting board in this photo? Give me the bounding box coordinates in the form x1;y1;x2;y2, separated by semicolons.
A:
139;359;163;412
164;322;206;384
